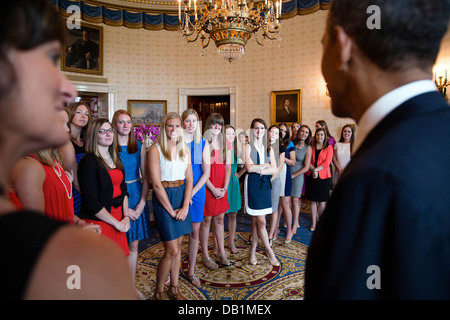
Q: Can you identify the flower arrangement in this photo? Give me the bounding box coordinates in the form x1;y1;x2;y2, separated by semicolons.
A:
134;123;160;149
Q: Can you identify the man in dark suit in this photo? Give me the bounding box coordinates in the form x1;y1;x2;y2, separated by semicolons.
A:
305;0;450;299
276;98;297;123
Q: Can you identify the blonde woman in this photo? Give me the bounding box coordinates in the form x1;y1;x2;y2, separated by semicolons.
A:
147;112;193;300
181;108;210;286
78;118;130;255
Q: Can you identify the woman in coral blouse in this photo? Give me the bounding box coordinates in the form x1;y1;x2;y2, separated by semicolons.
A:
305;127;333;231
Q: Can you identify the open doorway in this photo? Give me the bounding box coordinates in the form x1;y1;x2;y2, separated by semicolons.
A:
187;95;230;133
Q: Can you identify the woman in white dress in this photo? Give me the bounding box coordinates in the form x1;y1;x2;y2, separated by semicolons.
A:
332;124;354;184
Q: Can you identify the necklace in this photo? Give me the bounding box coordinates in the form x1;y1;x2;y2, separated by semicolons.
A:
52;161;72;199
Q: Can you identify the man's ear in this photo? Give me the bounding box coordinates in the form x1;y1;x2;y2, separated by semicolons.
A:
334;25;352;71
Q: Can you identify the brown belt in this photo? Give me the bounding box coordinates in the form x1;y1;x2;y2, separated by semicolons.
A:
161;180;184;188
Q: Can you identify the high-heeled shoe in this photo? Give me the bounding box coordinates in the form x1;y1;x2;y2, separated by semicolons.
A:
268;256;280;267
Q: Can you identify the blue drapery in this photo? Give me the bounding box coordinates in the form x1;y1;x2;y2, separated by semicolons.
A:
51;0;332;31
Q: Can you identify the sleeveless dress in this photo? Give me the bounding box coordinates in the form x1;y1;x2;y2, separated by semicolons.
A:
84;169;129;256
152;144;192;242
119;141;151;243
187;138;207;223
204;146;229;216
270;143;284;211
30;155;74;223
226;149;241;213
333;142;351;183
0;211;65;299
71;140;85;216
291;145;308;198
244;144;272;216
279;141;295;197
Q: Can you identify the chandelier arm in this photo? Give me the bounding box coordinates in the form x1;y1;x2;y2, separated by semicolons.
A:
254;32;266;46
263;30;280;40
184;32;201;43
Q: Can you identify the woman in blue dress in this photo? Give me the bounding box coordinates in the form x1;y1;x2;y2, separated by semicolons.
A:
278;123;296;243
113;110;150;298
181;108;210;286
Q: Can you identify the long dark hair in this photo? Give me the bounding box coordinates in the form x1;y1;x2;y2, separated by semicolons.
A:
268;124;281;159
250;118;271;155
204;113;226;162
313;127;329;149
278;122;291;147
225;125;238;164
292;124;312;146
339;124;355;153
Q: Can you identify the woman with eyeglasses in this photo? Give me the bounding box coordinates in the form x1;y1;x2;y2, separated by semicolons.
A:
78;118;130;255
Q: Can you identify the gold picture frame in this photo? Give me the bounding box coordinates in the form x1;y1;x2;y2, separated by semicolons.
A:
271;89;302;125
127;100;167;126
61;22;103;75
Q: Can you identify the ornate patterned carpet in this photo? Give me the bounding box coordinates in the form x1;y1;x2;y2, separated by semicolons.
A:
136;202;313;300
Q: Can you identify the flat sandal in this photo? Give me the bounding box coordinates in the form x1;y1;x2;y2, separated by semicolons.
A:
188;273;201;287
202;256;219;270
216;254;237;267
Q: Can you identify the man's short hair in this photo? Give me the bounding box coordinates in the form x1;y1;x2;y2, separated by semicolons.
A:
327;0;450;71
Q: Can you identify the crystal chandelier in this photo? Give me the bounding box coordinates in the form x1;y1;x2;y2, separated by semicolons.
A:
178;0;282;62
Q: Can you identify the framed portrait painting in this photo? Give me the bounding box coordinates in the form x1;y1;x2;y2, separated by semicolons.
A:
61;22;103;75
271;89;302;125
127;100;167;125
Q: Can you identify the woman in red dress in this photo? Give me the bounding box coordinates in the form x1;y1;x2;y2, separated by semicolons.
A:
10;111;100;232
78;118;130;256
200;113;233;269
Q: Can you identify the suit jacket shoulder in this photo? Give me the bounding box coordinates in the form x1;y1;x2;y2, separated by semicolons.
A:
305;91;450;299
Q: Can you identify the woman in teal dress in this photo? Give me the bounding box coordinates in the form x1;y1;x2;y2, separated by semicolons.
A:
113;110;150;299
225;125;241;254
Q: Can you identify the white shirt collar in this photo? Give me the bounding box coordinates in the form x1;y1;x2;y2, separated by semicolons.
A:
352;80;437;155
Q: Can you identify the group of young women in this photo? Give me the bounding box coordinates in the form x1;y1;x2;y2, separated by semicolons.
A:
146;111;355;300
8;90;354;300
